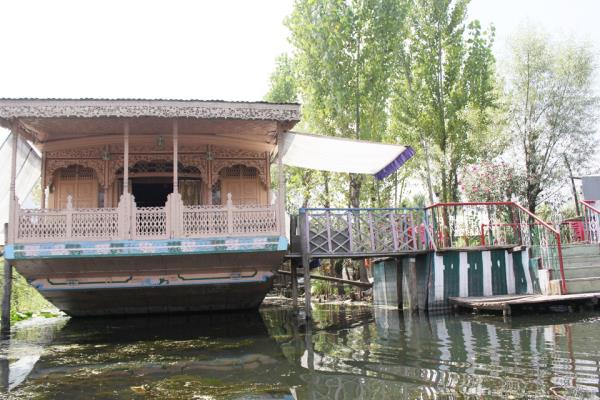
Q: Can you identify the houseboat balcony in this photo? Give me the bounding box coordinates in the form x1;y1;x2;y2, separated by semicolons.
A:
14;194;281;244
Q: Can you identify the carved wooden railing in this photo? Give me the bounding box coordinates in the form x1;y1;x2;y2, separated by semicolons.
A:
133;206;168;240
14;193;280;243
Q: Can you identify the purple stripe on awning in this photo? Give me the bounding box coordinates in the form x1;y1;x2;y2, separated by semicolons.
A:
374;146;415;180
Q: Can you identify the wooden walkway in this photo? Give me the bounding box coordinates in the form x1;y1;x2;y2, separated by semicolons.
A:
449;293;600;316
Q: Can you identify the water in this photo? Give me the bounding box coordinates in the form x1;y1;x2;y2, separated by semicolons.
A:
2;303;600;399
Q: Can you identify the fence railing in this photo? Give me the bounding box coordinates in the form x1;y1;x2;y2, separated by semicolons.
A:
581;200;600;244
299;207;429;257
425;202;566;294
553;201;600;245
14;193;280;243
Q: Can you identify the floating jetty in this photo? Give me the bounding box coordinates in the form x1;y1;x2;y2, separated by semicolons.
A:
450;293;600;316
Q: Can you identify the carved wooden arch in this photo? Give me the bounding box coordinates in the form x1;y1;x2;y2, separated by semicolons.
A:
211;159;268;188
45;159;105;188
107;155;208;187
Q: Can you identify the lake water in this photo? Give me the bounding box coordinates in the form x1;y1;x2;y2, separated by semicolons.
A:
2;303;600;399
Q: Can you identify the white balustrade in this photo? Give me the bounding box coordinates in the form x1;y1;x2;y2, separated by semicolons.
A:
14;194;281;243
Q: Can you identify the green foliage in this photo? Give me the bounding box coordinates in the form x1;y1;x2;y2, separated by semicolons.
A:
287;0;408;207
264;54;298;103
0;258;54;323
391;0;499;203
504;24;599;213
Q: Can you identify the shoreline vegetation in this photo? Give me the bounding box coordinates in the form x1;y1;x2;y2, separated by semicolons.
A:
0;258;60;324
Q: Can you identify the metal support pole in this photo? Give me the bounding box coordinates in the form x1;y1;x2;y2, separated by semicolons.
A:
299;210;312;319
173;120;179;194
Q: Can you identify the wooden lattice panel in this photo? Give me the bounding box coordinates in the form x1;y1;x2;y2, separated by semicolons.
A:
182;206;228;237
17;210;68;242
71;209;119;240
134;207;168;239
305;209;428;256
231;206;278;235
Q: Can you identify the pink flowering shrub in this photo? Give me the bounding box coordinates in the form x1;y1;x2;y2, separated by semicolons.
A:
460;161;521;202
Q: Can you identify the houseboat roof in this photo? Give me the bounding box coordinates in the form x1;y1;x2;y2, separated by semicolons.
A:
0;98;301;151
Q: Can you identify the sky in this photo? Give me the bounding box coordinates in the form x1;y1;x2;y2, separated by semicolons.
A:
1;0;599;102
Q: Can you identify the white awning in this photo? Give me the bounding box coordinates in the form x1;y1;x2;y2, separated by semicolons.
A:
280;131;414;179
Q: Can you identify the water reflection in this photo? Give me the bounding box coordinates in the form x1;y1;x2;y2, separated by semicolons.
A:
3;306;600;399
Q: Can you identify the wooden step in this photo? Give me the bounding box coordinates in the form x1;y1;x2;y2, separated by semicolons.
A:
566;277;600;294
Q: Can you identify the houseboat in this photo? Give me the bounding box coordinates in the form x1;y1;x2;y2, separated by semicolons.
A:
0;98;298;316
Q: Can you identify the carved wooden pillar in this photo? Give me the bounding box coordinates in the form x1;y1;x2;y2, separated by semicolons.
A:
207;145;213;206
8;128;18;243
40;151;46;209
277;133;286;236
123;122;130;195
173;120;179;194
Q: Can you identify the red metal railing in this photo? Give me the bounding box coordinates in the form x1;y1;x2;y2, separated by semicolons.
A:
425;202;567;294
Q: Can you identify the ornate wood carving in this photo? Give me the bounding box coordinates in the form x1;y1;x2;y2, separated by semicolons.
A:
107;155;208;186
46;159;106;187
211;159;268;187
213;146;265;159
179;155;208;183
110;143;208;154
46;147;103;159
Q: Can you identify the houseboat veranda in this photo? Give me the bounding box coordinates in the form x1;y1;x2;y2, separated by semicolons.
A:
0;99;299;316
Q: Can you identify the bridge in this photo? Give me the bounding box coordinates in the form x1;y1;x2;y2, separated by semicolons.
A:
286;201;600;318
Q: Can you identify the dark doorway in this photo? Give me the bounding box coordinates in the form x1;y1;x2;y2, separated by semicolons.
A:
132;181;172;207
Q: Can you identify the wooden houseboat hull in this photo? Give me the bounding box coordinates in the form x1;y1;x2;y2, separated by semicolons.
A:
6;236;286;316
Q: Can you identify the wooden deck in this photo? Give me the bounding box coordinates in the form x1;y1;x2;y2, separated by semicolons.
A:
449;293;600;316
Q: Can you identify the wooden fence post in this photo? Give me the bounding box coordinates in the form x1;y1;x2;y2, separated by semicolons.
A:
226;193;233;235
299;210;312;320
65;195;73;240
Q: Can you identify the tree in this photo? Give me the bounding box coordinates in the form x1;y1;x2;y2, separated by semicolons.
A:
286;0;407;208
391;0;498;204
264;54;315;211
264;54;298;104
504;26;598;213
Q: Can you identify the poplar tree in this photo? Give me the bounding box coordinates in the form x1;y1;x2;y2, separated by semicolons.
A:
391;0;498;203
286;0;407;208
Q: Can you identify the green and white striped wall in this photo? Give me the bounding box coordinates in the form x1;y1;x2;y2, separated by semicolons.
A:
429;249;534;310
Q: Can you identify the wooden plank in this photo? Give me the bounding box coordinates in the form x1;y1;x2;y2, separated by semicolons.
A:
277;270;372;288
449;292;600;312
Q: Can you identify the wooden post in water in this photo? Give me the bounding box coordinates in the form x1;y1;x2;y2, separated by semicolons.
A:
299;210;312;319
291;261;298;309
2;224;12;336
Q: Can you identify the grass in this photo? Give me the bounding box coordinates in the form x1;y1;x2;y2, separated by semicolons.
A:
0;258;57;323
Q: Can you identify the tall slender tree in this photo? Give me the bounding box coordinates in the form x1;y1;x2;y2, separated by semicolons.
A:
504;26;598;213
391;0;498;203
287;0;407;208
